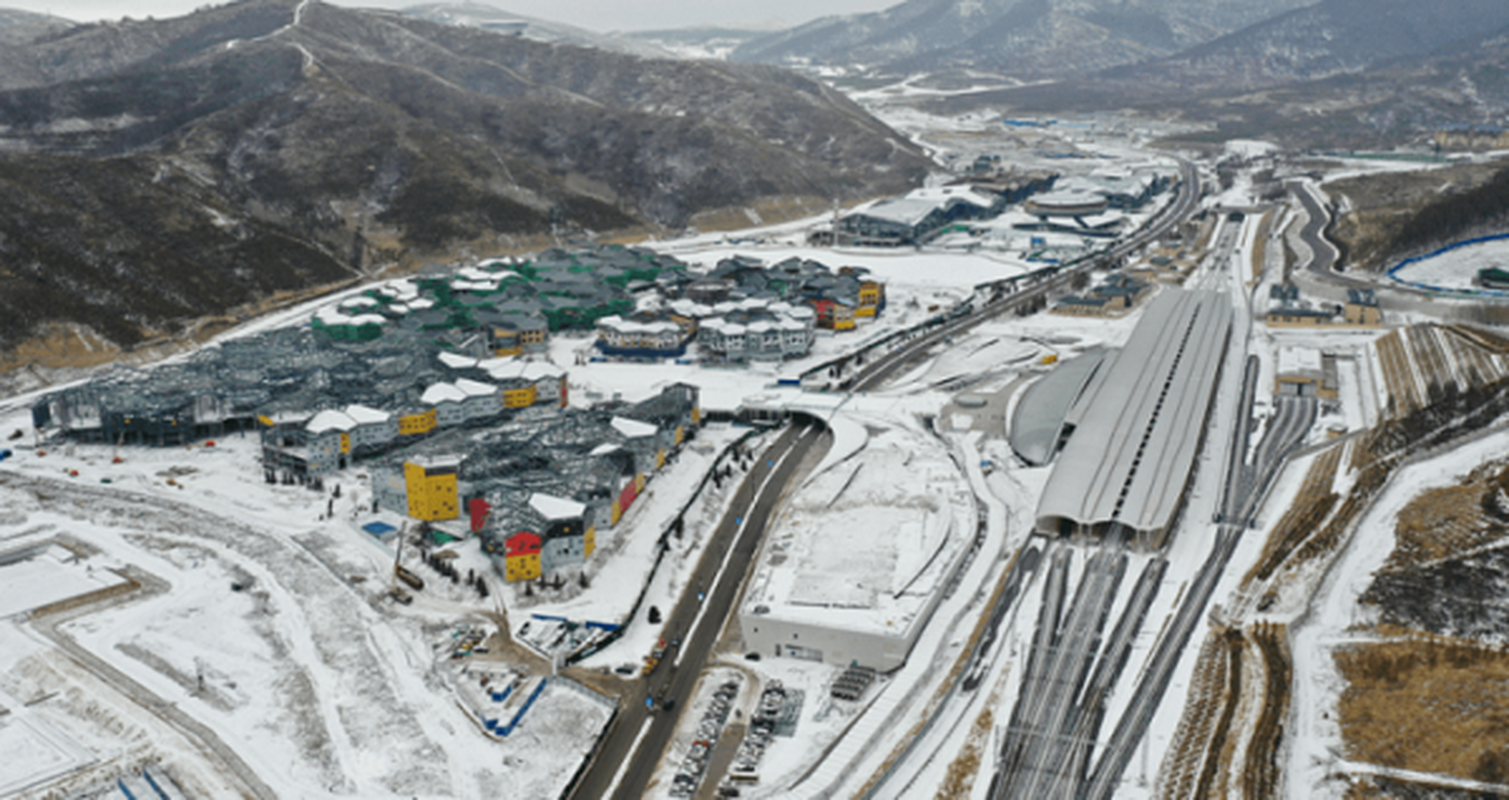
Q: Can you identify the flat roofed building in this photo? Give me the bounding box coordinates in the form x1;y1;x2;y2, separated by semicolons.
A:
1276;347;1339;399
1035;290;1233;547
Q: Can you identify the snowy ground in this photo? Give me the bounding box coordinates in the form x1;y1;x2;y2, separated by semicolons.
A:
0;102;1348;800
0;423;633;798
1388;234;1509;294
1286;427;1509;799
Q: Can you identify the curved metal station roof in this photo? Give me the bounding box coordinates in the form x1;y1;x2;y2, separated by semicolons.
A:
1035;290;1233;539
1008;347;1110;467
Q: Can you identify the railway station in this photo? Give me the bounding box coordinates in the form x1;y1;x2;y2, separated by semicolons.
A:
1033;290;1234;548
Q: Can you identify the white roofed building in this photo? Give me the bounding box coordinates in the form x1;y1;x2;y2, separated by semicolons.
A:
837;186;1004;245
422;382;470;428
1034;290;1234;548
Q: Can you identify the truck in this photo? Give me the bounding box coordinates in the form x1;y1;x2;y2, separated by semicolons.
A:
394;564;425;591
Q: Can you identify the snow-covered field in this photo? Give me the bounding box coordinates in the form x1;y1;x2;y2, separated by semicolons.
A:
0;90;1385;800
1388;234;1509;294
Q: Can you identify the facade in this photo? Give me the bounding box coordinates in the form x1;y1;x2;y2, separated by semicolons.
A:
855;278;884;318
405;457;461;521
1266;285;1383;329
1052;274;1150;317
809;298;856;331
699;305;815;361
1275;347;1340;399
530;493;592;577
1435;125;1509;151
504;531;542;582
1343;289;1382;326
346;405;396;453
594;315;689;359
373;468;409;515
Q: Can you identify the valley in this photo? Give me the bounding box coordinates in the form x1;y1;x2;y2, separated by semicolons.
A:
4;2;1509;799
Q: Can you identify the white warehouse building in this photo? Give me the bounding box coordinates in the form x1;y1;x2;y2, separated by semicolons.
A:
738;419;974;671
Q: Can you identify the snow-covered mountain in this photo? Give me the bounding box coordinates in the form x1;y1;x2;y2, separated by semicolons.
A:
730;0;1319;78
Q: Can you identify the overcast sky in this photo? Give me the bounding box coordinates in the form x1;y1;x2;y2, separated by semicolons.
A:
4;0;895;32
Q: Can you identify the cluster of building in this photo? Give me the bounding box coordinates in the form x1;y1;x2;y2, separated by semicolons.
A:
371;384;701;583
1433;124;1509;151
828;162;1169;248
311;244;693;355
1265;285;1383;328
1051;273;1152;317
1024;168;1170;219
592;256;885;362
260;349;568;480
836;186;1008;246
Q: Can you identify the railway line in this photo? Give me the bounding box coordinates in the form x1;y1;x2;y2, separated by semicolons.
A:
996;546;1127;800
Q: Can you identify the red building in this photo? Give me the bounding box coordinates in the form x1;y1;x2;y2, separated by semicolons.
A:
504;531;542;582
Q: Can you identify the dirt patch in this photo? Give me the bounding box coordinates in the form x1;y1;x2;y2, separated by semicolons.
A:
1336;638;1509;784
685;195;834;234
934;702;993;800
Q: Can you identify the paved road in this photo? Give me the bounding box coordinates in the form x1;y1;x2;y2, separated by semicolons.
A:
566;420;829;800
1289;181;1343;276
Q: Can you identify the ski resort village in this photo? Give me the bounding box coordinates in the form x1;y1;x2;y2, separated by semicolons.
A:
9;44;1509;800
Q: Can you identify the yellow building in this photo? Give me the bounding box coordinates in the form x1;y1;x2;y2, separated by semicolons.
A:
491;327;523;357
856;280;884;318
1343;289;1382;326
503;384;539;409
504;531;542;582
398;408;438;436
404;456;460;521
520;327;547;349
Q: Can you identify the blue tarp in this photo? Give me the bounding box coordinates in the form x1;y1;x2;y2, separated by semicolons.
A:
362;521;397;536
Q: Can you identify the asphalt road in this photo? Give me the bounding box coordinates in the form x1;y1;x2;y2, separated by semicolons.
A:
566;420;829;800
1289;181;1342;275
